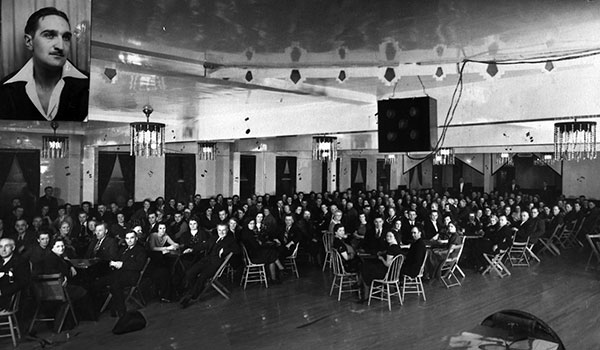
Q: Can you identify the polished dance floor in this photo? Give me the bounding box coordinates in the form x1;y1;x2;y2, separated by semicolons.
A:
9;248;600;349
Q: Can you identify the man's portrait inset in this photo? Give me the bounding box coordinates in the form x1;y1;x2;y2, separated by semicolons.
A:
0;5;90;122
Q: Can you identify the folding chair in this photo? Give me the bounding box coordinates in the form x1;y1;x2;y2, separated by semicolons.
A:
101;258;151;313
439;244;464;288
558;218;585;248
538;224;563;256
322;232;334;272
329;250;361;301
585;234;600;271
0;292;21;347
482;250;511;278
368;255;404;310
284;243;300;278
402;250;428;301
29;274;77;334
508;237;530;267
203;252;234;299
240;245;268;290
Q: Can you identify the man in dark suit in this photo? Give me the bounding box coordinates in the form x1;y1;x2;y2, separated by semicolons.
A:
0;238;30;310
85;223;118;278
364;217;387;254
274;214;300;261
10;219;37;255
38;186;59;219
423;211;441;240
0;7;89;121
180;223;239;308
99;231;148;316
400;226;427;278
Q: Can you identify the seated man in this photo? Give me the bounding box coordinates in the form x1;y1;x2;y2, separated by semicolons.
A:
95;232;147;317
179;223;239;308
400;227;427;278
0;238;30;310
85;222;118;278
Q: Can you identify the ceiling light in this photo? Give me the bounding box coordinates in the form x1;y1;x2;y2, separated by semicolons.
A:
130;105;165;157
42;121;68;159
554;121;596;161
312;136;337;162
198;142;216;160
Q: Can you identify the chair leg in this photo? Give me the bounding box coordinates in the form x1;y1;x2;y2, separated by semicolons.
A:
338;276;343;301
386;284;391;311
100;293;112;313
211;281;231;300
367;281;374;306
329;276;336;296
28;304;41;334
322;252;330;271
7;313;16;347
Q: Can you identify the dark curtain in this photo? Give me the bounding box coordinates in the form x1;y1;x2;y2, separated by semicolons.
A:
117;154;135;198
98;153;117;203
14;151;39;215
351;158;366;192
165;154;195;204
0;153;15;192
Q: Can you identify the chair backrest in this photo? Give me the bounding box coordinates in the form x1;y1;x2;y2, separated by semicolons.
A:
211;252;234;282
241;244;254;265
383;254;404;282
331;249;347;275
441;244;463;269
322;233;333;251
574;217;586;234
0;291;21;315
586;234;600;259
289;242;300;259
32;274;68;302
416;250;429;278
549;223;564;238
135;258;151;286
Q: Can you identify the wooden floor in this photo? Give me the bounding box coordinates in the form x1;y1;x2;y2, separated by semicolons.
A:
6;248;600;350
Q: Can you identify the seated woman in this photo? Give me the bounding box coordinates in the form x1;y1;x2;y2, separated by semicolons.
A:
53;221;77;258
360;231;402;298
179;218;209;270
147;223;180;302
429;221;464;278
240;219;285;283
332;223;361;273
42;238;96;321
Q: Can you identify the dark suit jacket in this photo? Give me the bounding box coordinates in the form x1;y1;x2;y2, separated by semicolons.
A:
423;220;440;240
114;244;148;284
364;227;387;254
0;70;89;121
401;238;426;278
85;236;119;261
42;252;74;279
206;233;239;263
179;230;210;262
0;254;30;310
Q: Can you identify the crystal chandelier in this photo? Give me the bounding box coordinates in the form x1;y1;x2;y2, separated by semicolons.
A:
384;154;397;164
433;148;455;165
42;121;68;159
198;142;216;160
130;105;165;157
312;136;337;162
554;121;597;161
534;153;555;166
497;152;514;167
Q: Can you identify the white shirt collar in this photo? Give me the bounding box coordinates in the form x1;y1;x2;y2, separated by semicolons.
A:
4;58;87;121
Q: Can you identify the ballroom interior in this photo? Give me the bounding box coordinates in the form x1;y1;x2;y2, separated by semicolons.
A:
1;0;600;349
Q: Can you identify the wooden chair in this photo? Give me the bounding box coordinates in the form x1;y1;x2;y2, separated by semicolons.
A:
0;292;21;347
558;218;585;248
284;243;300;278
29;274;77;334
508;237;530;267
101;258;151;313
482;250;511;278
322;232;334;272
402;250;428;301
585;234;600;271
439;243;464;288
538;224;563;256
368;255;404;310
204;252;234;299
329;250;361;301
240;245;268;290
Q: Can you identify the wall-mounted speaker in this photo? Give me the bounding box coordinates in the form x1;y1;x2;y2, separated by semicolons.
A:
377;97;437;152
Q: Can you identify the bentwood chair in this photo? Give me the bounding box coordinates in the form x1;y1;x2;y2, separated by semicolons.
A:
240;245;268;290
329;250;361;301
368;255;404;310
439;244;464;288
29;274;77;334
101;258;151;313
0;292;21;347
585;234;600;271
482;250;511;278
284;243;300;278
508;236;530;267
322;232;334;272
402;250;429;301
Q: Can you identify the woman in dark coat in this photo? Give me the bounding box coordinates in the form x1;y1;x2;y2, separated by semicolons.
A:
240;219;284;283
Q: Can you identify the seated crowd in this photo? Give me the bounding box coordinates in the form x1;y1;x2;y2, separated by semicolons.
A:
0;183;597;333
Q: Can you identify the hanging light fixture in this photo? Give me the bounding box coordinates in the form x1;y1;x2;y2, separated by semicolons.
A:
130;105;165;157
554;121;597;161
42;121;69;159
432;148;455;165
496;152;514;167
312;136;337;162
198;142;216;160
384;154;397;164
534;153;555;166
